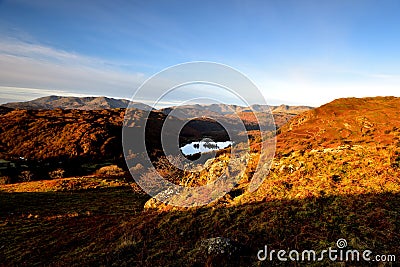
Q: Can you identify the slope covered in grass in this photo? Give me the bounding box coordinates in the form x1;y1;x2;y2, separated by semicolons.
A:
1;97;400;266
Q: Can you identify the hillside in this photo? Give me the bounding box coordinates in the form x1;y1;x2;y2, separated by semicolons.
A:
136;96;400;209
276;96;400;154
142;96;400;203
0;108;125;162
229;96;400;204
0;109;265;163
1;96;399;266
0;106;260;184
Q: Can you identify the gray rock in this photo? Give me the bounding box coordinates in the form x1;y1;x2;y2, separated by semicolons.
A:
200;237;240;256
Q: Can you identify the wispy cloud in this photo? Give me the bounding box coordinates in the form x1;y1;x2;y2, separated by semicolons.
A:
2;38;399;107
0;38;147;103
0;86;95;104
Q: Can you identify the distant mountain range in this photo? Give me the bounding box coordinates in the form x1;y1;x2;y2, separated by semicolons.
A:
1;95;398;173
2;96;152;111
0;95;314;162
1;96;313;116
160;104;313;122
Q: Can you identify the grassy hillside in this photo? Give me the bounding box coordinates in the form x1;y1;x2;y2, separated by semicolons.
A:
1;183;398;266
0;97;399;266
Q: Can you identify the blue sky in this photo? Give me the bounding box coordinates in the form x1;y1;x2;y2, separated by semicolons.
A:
0;0;399;106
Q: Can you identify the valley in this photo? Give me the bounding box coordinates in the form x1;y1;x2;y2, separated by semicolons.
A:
0;96;399;266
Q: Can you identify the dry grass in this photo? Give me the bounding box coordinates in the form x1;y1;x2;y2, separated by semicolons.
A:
1;97;400;266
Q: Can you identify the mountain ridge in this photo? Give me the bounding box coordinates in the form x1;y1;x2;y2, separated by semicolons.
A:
2;96;313;115
2;95;152;111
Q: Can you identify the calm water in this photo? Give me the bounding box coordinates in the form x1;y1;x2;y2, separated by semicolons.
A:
180;141;233;156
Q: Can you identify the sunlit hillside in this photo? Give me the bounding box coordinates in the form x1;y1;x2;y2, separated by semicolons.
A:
1;97;399;266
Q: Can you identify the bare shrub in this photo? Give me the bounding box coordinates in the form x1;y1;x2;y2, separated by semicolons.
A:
48;168;65;179
0;176;12;185
18;170;35;182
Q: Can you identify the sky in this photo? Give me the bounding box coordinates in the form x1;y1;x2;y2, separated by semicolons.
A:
0;0;400;107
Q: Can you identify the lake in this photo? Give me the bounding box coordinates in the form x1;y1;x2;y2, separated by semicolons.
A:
180;140;233;156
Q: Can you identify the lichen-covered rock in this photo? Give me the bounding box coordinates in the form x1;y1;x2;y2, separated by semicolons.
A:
143;187;183;211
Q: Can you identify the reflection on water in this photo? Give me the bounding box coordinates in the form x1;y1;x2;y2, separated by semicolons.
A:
180;141;233;156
